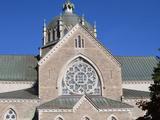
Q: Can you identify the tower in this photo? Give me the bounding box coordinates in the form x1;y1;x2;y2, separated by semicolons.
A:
40;0;95;56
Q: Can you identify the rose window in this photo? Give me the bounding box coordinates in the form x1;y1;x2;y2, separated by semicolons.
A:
62;58;101;95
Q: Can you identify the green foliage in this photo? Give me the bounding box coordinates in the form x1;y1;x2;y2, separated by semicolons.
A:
136;54;160;120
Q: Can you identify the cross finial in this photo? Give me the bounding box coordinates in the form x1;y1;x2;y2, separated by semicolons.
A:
63;0;75;13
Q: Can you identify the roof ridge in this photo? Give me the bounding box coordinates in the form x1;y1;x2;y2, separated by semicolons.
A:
0;54;37;57
115;56;156;58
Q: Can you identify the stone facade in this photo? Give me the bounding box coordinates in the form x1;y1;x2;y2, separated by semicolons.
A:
0;1;156;120
39;25;122;102
39;99;132;120
0;100;39;120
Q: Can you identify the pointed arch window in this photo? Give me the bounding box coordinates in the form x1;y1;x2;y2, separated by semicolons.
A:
111;117;117;120
56;117;63;120
62;57;101;95
48;30;51;42
78;36;81;48
84;117;90;120
107;115;118;120
4;109;17;120
75;35;85;48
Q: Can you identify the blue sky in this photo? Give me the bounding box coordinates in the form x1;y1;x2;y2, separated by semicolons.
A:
0;0;159;56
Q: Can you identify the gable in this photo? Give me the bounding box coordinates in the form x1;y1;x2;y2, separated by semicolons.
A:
38;24;120;67
38;24;122;100
73;95;98;112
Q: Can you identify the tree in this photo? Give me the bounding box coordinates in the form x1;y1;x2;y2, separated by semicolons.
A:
137;52;160;120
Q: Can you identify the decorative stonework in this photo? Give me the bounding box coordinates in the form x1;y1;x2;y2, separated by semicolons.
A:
73;95;98;112
0;99;40;103
4;109;17;120
0;81;35;84
62;57;101;95
39;24;120;68
107;115;118;120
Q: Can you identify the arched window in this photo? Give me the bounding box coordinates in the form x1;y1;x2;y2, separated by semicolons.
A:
111;116;117;120
56;117;63;120
75;39;78;48
62;57;101;95
107;115;118;120
84;117;90;120
75;36;85;48
48;30;51;42
82;39;84;48
78;36;81;48
4;109;17;120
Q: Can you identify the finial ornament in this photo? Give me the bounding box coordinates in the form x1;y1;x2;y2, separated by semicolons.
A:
43;19;47;46
63;0;75;13
94;21;97;38
81;14;85;25
43;19;46;27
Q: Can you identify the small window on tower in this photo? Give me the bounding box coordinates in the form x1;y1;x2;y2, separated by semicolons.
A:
48;31;50;42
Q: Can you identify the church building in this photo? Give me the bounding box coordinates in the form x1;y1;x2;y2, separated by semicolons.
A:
0;0;159;120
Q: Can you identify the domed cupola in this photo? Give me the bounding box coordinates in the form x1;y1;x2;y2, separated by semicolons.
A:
41;0;97;53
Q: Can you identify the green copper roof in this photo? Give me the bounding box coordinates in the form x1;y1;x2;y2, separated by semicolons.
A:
0;55;158;82
38;95;132;110
0;88;38;99
123;89;150;99
116;56;159;81
0;55;38;81
48;12;93;31
38;96;78;109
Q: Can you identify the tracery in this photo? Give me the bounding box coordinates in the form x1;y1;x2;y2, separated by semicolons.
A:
62;57;101;95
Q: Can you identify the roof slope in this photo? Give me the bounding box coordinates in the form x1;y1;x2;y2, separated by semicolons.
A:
38;95;132;110
0;55;158;82
48;13;93;32
123;89;150;99
0;88;38;99
116;56;159;81
0;55;38;81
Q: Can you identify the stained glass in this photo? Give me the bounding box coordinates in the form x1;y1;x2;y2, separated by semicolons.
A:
62;58;101;95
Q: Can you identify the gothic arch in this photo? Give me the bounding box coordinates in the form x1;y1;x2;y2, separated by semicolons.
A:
81;116;92;120
107;115;118;120
3;108;17;120
57;54;104;95
54;115;64;120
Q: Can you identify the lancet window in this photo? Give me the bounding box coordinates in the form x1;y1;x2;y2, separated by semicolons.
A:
75;36;85;48
56;117;63;120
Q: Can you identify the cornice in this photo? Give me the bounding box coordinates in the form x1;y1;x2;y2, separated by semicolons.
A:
38;108;131;113
123;98;150;102
0;99;40;103
0;81;36;84
123;80;153;84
